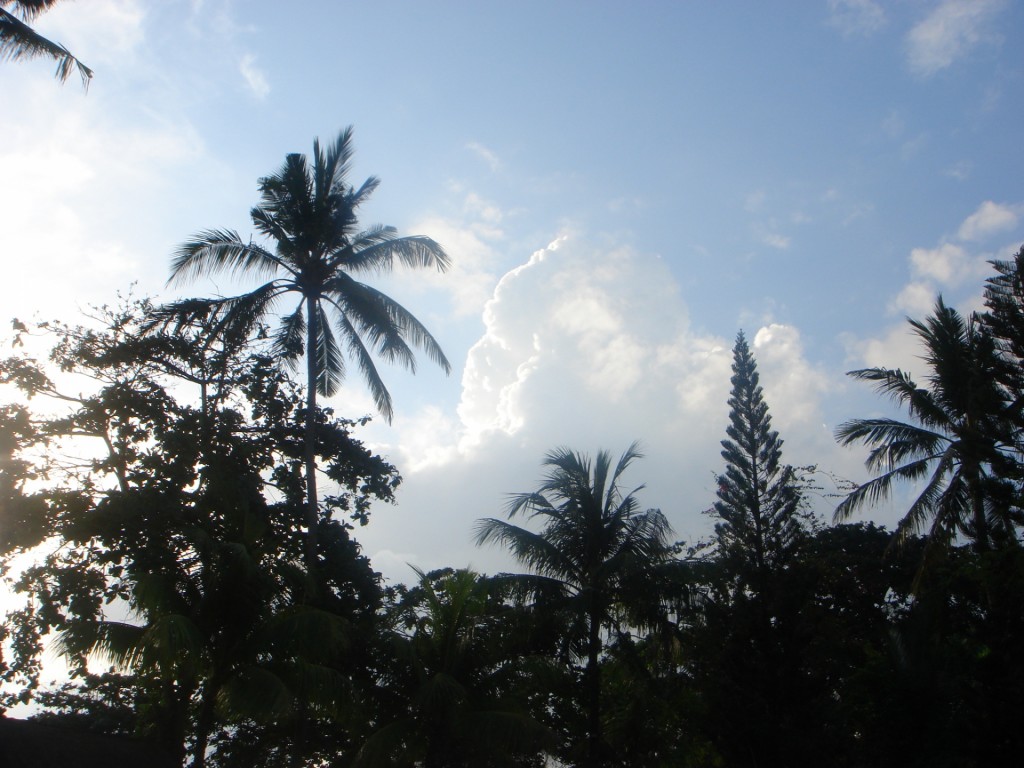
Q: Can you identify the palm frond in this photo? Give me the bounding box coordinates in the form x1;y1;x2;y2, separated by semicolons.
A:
257;152;312;223
330;306;393;421
326;275;451;373
341;229;451;273
54;620;145;669
474;517;576;585
218;666;293;721
0;7;92;87
249;206;296;253
169;229;288;286
143;613;207;667
834;456;935;521
320;126;356;194
209;282;286;349
846;367;951;429
504;491;556;519
313;301;345;396
321;280;417;373
271;305;306;363
836;417;947;471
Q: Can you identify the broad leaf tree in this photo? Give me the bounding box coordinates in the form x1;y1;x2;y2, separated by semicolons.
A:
0;301;398;766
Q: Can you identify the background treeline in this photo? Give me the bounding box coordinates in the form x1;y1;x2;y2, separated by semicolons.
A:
1;130;1023;768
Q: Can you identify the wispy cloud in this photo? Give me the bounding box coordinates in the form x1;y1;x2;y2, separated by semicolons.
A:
827;0;886;37
466;142;501;172
957;200;1020;242
763;233;791;250
239;53;270;99
906;0;1004;77
944;161;972;181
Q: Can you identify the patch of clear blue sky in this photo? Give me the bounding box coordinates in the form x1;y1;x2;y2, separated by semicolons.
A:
99;0;1022;374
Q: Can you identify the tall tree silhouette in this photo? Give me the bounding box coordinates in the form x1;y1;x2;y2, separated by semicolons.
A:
713;331;803;589
475;444;673;768
0;1;92;86
148;127;450;569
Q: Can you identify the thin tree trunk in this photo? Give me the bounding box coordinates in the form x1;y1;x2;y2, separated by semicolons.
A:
190;677;221;768
304;296;320;574
585;606;603;768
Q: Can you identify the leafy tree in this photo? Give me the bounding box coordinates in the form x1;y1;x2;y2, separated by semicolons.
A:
712;331;805;591
475;444;673;768
146;127;450;569
835;298;1012;552
0;301;398;766
356;568;553;768
0;0;92;86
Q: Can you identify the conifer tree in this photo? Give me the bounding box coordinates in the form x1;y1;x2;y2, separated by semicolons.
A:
713;331;803;589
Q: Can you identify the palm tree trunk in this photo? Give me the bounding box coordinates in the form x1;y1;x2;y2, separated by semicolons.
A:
304;296;320;574
970;470;990;553
191;676;222;768
585;606;603;768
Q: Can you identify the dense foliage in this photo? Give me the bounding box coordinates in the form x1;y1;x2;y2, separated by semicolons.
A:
2;203;1022;764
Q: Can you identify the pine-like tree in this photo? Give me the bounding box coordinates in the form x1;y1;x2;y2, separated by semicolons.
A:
713;331;803;589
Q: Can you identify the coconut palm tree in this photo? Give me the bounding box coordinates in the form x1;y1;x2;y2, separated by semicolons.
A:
474;443;673;768
147;127;450;569
835;298;1010;552
1;0;92;86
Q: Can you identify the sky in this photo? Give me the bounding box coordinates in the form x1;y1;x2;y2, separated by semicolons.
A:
2;0;1023;584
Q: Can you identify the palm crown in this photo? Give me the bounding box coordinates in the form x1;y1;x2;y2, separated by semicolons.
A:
475;443;672;767
835;298;1009;550
151;127;450;423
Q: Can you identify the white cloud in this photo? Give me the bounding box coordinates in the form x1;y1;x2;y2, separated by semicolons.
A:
752;324;830;432
909;242;970;283
466;142;501;172
239;53;270;99
354;235;842;580
827;0;886;36
762;233;791;250
0;87;209;322
889;281;937;316
404;192;506;318
944;161;973;181
906;0;1005;76
35;0;145;67
844;199;1024;379
957;200;1020;242
844;321;924;376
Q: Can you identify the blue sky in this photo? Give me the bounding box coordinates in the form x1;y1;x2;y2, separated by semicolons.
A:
2;0;1023;580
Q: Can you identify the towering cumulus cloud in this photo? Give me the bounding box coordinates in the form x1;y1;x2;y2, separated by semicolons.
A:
365;235;833;579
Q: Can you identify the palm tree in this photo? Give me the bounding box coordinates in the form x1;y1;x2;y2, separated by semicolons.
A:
835;298;1009;552
1;0;92;87
475;443;673;768
147;127;450;569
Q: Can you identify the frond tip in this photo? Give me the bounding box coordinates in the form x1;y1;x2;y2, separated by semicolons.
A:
0;7;93;87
